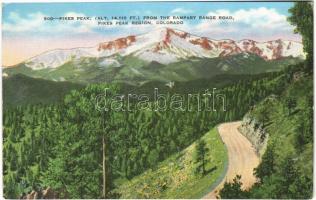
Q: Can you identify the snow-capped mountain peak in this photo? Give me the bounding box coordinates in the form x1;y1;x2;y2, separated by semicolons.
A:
24;27;304;69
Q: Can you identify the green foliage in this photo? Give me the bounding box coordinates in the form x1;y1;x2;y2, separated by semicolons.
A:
3;105;60;198
3;74;84;106
147;149;160;168
4;172;22;199
285;97;297;116
288;2;313;69
250;154;312;199
219;175;249;199
115;128;227;199
254;143;276;180
42;84;119;198
194;139;210;175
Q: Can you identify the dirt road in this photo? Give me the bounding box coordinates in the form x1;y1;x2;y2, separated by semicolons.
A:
203;121;260;199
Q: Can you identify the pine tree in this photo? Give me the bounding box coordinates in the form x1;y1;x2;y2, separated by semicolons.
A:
194;139;210;175
219;175;248;199
254;144;276;181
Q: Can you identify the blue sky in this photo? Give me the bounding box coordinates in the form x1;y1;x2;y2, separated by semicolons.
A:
2;2;301;66
3;2;294;18
3;2;297;37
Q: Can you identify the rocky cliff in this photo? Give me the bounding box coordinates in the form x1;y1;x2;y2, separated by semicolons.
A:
238;115;269;157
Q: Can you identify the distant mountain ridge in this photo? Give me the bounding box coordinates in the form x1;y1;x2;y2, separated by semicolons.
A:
21;27;304;69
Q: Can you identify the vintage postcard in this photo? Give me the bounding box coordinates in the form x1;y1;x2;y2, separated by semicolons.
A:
1;1;313;199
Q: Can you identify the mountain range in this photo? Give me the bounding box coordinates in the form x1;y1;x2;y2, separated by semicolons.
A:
4;27;304;85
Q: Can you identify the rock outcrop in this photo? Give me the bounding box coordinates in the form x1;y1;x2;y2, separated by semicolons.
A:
238;115;269;157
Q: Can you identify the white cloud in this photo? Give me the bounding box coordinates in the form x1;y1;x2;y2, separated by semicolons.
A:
191;7;297;41
171;8;193;15
3;12;46;32
3;11;101;34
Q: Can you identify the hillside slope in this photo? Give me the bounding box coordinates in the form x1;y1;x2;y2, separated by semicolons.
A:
221;65;313;199
3;74;84;106
113;127;227;199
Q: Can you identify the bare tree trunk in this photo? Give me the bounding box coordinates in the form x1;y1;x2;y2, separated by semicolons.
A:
102;135;107;198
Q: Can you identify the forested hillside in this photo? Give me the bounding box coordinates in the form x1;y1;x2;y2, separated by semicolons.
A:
3;74;84;106
3;71;287;198
3;73;283;107
219;63;313;199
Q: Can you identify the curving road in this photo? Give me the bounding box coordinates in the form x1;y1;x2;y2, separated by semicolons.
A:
203;121;260;199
